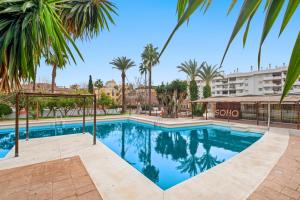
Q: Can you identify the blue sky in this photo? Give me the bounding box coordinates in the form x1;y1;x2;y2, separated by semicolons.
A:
37;0;300;87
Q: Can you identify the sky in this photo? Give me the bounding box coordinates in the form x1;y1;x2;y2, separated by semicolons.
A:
37;0;300;87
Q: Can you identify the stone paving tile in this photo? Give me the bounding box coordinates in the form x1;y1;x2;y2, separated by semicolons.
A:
248;135;300;200
0;156;102;200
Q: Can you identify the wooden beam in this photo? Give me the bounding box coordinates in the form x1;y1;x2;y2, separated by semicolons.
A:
83;97;86;134
93;94;97;145
15;92;19;157
26;95;29;141
22;92;94;98
191;102;194;119
205;103;208;120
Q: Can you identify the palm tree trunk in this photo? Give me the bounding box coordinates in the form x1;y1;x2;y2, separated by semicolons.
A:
122;73;126;113
51;64;57;93
148;67;152;116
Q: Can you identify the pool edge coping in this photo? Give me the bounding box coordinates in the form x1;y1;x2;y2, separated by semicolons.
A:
0;116;290;200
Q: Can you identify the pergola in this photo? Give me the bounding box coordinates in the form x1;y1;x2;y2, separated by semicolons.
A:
15;92;97;157
191;95;300;129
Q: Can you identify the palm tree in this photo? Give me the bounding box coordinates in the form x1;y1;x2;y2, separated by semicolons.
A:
139;64;148;88
198;62;223;98
141;44;159;115
177;59;201;82
161;0;300;100
60;0;117;39
95;79;104;99
45;52;68;93
177;59;201;114
0;0;116;92
110;57;136;113
139;64;148;108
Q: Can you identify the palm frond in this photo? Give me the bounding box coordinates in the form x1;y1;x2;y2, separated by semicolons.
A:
0;0;82;92
60;0;117;39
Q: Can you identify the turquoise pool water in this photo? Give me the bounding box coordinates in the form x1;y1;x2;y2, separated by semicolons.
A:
0;120;262;190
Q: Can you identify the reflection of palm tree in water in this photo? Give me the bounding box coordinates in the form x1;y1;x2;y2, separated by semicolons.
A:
198;129;223;172
177;130;200;176
139;128;159;183
155;132;187;160
121;123;126;158
177;129;223;176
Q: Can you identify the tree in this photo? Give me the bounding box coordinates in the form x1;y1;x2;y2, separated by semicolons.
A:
0;103;12;118
177;59;201;114
88;75;94;94
57;98;76;117
198;62;223;98
45;52;68;93
60;0;117;39
70;84;80;91
95;79;104;98
203;85;211;99
110;57;136;113
141;44;159;116
98;92;114;115
139;64;148;107
156;80;187;118
139;64;148;87
0;0;116;92
161;0;300;101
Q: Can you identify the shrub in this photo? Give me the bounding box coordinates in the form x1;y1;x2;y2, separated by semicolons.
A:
193;103;204;117
203;85;211;98
0;103;12;118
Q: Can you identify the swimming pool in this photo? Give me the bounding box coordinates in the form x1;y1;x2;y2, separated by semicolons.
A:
0;120;262;190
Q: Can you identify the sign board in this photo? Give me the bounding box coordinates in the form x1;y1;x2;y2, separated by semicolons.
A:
215;102;241;120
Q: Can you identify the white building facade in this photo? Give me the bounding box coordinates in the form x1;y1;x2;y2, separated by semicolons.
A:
196;66;300;98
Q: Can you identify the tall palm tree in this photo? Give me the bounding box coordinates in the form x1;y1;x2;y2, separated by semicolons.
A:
141;44;159;115
177;59;201;112
139;64;148;108
110;57;135;113
199;62;223;98
60;0;117;39
139;64;148;88
94;79;104;99
161;0;300;101
0;0;116;92
177;59;201;82
45;52;68;93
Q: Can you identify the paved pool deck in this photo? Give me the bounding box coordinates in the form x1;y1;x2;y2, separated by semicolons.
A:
0;115;298;200
0;156;102;200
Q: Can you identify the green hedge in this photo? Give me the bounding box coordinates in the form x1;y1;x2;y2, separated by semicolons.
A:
0;103;12;118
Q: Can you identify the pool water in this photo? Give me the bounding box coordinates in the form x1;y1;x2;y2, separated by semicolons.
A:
0;120;262;190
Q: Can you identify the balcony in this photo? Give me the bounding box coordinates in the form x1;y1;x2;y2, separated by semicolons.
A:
264;90;275;94
263;76;282;81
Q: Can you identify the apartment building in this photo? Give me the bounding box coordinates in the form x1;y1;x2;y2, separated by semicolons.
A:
196;66;300;98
